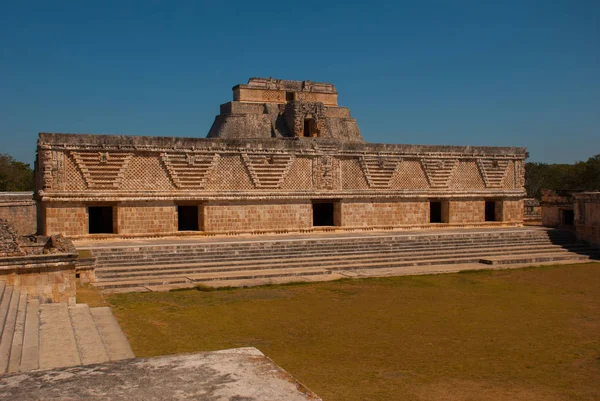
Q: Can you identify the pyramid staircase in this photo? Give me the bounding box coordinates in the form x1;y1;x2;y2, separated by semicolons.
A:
84;228;600;293
0;282;134;375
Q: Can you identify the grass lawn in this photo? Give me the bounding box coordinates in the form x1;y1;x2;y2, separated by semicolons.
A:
105;263;600;401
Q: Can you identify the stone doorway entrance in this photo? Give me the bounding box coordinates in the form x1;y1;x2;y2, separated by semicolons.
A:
312;201;334;226
430;201;442;223
485;201;497;222
561;209;574;226
88;206;114;234
178;205;199;231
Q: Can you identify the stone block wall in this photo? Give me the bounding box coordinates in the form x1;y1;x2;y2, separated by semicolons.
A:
0;254;77;304
500;199;524;222
117;202;177;234
540;190;573;227
448;200;485;223
43;203;88;236
340;199;428;227
0;192;36;235
574;192;600;248
204;201;312;233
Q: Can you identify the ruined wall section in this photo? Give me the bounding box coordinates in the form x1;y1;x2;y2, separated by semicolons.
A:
0;192;37;235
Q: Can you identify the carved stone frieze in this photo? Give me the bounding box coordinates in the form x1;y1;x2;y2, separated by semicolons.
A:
70;151;133;189
241;153;295;189
477;158;510;188
160;153;220;189
313;155;340;190
359;156;400;188
420;158;458;188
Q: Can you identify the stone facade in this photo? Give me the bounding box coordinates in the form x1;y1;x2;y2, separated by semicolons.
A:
208;78;362;141
524;198;541;221
574;192;600;248
0;192;36;235
34;78;527;238
540;190;574;227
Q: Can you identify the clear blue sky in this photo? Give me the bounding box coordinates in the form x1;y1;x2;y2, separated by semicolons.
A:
1;1;598;166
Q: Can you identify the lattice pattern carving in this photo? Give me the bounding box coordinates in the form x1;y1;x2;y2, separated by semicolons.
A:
63;153;86;190
477;158;509;188
341;159;369;189
241;153;295;188
389;160;430;189
160;153;220;189
71;151;133;189
205;155;254;190
262;90;286;103
504;161;516;189
420;159;458;188
280;157;313;190
122;155;175;191
360;157;400;188
448;160;485;189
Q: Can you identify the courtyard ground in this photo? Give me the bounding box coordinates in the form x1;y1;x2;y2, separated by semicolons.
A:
103;263;599;401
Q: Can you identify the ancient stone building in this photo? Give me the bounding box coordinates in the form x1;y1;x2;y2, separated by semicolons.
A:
34;78;527;238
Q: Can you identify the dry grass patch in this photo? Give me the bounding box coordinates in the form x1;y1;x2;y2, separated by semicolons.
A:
108;263;600;401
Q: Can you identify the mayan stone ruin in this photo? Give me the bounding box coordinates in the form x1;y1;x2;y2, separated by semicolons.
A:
34;78;527;238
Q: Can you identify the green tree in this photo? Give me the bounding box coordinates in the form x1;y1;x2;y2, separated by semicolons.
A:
525;154;600;198
0;153;34;191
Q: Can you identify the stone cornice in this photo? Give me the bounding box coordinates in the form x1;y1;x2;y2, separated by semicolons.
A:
37;133;527;158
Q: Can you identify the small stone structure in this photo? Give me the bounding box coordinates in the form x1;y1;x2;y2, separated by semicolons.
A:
524;198;541;222
540;190;576;227
34;78;527;238
0;219;77;304
573;192;600;248
0;192;36;235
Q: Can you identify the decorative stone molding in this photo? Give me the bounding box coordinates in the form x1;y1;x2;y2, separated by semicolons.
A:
70;151;133;189
477;158;510;188
420;158;459;188
359;157;400;188
160;152;220;189
241;153;295;189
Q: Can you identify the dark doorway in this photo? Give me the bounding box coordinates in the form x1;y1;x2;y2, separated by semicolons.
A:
430;201;442;223
303;119;314;137
178;206;199;231
286;91;294;102
313;202;334;226
561;209;574;226
88;206;114;234
485;201;496;222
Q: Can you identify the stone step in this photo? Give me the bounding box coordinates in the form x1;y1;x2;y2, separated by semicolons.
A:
39;304;81;370
187;267;333;282
69;304;110;365
94;249;594;290
7;294;27;373
95;245;593;278
89;307;135;361
0;285;135;375
88;230;571;255
0;289;20;374
93;238;577;267
0;284;13;338
479;253;591;265
19;299;39;372
91;232;569;256
96;240;592;267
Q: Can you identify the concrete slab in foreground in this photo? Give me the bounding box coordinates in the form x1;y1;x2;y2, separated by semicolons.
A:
0;347;321;401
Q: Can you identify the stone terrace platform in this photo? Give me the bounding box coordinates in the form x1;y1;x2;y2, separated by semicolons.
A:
0;347;322;401
75;227;600;293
